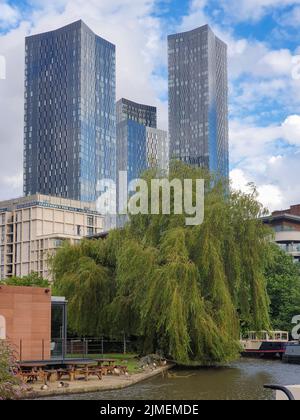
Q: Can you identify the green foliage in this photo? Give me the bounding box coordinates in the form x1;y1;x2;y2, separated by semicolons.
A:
50;238;118;336
0;341;26;400
265;245;300;332
51;162;273;365
4;272;49;288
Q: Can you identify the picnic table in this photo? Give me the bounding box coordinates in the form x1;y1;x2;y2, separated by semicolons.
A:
94;359;116;375
58;360;100;382
18;362;49;384
16;359;130;384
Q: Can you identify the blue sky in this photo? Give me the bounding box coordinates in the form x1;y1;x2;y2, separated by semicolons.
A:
0;0;300;210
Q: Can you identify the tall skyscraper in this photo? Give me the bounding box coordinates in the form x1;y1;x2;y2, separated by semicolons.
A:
117;119;147;187
116;98;168;183
168;25;229;178
116;99;168;227
24;20;116;202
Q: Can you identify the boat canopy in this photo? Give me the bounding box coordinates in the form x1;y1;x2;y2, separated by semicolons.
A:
242;331;289;341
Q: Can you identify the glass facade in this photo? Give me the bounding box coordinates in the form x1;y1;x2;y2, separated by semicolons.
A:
168;25;229;178
24;20;116;202
116;99;169;227
117;98;157;128
51;297;67;360
146;127;169;173
116;120;147;183
116;98;158;188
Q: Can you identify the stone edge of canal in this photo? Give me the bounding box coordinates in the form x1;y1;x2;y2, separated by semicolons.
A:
25;365;174;400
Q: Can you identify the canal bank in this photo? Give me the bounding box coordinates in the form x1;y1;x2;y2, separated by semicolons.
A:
37;359;300;400
27;364;173;399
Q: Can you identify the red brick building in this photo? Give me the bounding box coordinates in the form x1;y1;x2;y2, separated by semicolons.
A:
0;285;51;361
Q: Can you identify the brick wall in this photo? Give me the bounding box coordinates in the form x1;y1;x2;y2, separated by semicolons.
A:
290;205;300;217
0;286;51;361
273;204;300;217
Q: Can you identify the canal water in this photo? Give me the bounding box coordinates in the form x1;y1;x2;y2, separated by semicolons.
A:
42;359;300;400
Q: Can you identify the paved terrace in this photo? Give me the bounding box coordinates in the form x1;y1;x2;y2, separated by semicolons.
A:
26;365;172;399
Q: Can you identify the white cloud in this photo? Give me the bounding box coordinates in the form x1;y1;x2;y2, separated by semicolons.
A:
282;115;300;145
231;168;284;211
255;49;294;77
230;114;300;211
230;168;251;192
257;184;284;210
219;0;300;22
179;0;208;31
0;1;20;29
2;173;22;189
230;115;300;167
276;5;300;27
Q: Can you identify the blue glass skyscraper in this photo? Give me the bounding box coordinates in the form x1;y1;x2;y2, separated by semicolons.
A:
117;119;147;185
168;25;229;178
116;99;156;185
23;20;116;202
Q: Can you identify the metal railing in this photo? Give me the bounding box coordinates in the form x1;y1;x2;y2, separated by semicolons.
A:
11;337;137;362
51;337;137;360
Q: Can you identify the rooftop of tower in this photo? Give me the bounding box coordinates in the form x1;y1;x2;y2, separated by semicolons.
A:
117;98;157;112
26;19;115;49
168;24;227;48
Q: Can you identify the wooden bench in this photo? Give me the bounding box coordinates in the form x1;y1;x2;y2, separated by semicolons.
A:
56;368;76;382
19;371;39;383
18;369;48;384
85;367;102;380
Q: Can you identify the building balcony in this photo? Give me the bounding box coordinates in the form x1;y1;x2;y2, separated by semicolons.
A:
275;232;300;260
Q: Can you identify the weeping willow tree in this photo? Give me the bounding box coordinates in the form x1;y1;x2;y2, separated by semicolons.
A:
51;162;272;364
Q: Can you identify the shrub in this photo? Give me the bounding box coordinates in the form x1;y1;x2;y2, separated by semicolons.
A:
0;341;27;400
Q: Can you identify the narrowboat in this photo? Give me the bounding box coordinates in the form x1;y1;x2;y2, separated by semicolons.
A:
240;331;289;358
283;342;300;365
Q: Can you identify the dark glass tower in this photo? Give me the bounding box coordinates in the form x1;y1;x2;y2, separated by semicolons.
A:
23;20;116;202
168;25;229;178
117;98;157;128
116;98;157;183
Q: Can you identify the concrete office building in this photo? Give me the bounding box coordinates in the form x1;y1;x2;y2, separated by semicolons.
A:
263;204;300;262
23;20;116;202
168;25;229;178
0;195;104;281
